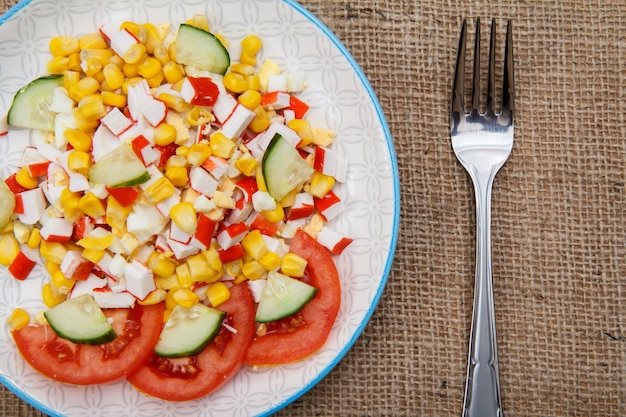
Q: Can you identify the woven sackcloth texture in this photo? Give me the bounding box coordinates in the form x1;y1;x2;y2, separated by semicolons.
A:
1;0;626;416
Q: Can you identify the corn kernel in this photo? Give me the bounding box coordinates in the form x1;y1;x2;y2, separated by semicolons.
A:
210;132;236;158
170;202;197;235
8;308;30;331
72;108;99;132
40;241;67;265
287;119;314;146
162;61;184;84
67;53;82;71
309;171;335;198
230;63;255;76
187;253;219;283
80;48;114;67
261;203;284;223
142;22;162;54
0;234;19;266
78;193;105;219
63;70;80;91
175;263;192;288
137;288;167;306
102;63;125;90
138;57;162;79
64;129;92;152
16;167;38;189
78;94;107;122
205;282;230;307
120;21;146;41
175;145;189;158
241;230;268;260
148;253;177;277
68;76;100;102
155;274;179;291
144;177;175;205
249;105;270;133
241;260;266;280
47;56;70;74
279;187;298;208
79;32;107;50
233;152;258;177
45;261;60;275
246;75;261;91
241;34;262;57
81;248;105;263
259;251;281;271
215;34;230;48
186;106;213;126
187;142;212;167
122;63;140;78
63;195;83;222
50;36;79;57
42;283;66;307
223;72;248;94
165;166;188;188
225;258;243;277
12;223;31;244
238;89;261;110
152;45;170;65
51;269;75;294
109;54;125;69
67;150;92;176
158;92;189;112
188;14;210;31
101;91;127;108
203;245;223;272
81;57;103;76
166;155;188;169
27;228;42;249
256;166;267;192
280;252;308;278
173;288;200;308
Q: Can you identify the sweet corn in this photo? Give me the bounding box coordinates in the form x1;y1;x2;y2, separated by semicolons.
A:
240;34;262;65
144;177;175;204
64;129;92;152
120;21;147;43
50;36;80;57
78;193;106;219
63;70;81;91
63;194;83;222
69;76;100;102
80;48;114;66
0;233;19;266
309;171;335;198
238;89;261;110
165;166;188;187
279;187;298;208
170;202;198;235
148;253;177;277
188;14;210;31
173;288;200;308
166;155;188;169
138;56;162;79
39;241;68;265
155;274;179;291
210;132;236;158
77;233;113;250
259;251;281;271
280;253;308;278
101;91;127;108
27;228;42;249
108;54;125;69
45;260;60;276
241;260;266;280
162;61;185;84
106;196;131;230
230;63;255;76
246;74;261;91
60;187;80;207
8;308;30;331
186;106;213;126
123;63;141;78
165;287;179;312
73;108;99;132
187;253;219;283
223;72;248;94
187;142;212;166
203;245;223;273
241;230;268;260
13;223;30;244
67;53;82;71
225;258;243;277
205;282;230;307
42;283;66;307
249;105;270;133
142;23;163;54
51;269;75;294
47;56;70;74
138;288;167;306
256;166;267;192
81;248;105;263
261;203;284;223
175;263;192;288
148;70;165;89
175;145;189;158
16;167;38;189
215;34;229;48
67;150;92;176
81;57;103;76
78;94;107;122
78;32;107;50
167;42;177;62
103;63;125;90
287;119;314;145
158;92;189;112
234;152;258;177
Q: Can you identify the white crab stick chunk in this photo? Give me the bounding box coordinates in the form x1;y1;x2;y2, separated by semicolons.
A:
92;289;136;309
15;188;47;225
314;146;348;183
92;125;122;162
101;107;133;136
216;222;248;250
109;28;140;57
124;259;156;301
220;104;255;140
69;273;108;299
212;93;238;123
316;226;353;255
39;217;73;242
189;166;218;196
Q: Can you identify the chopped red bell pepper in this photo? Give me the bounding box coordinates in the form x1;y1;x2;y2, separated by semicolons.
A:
249;213;281;236
218;243;245;263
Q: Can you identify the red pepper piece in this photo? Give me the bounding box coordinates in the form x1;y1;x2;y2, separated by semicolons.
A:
106;186;140;207
218;244;245;263
8;252;36;280
286;96;310;119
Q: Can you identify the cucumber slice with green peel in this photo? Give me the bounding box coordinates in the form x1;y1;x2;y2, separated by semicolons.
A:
154;303;225;358
44;294;117;345
255;271;318;323
88;144;150;188
7;75;63;131
262;134;314;202
175;23;230;75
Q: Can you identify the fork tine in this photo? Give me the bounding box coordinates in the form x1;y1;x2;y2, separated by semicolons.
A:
471;18;481;113
451;19;467;117
501;20;514;113
486;18;497;114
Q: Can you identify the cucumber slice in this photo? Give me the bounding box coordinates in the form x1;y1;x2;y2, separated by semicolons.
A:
88;144;150;188
44;294;117;345
154;303;225;358
7;75;63;131
262;134;314;202
0;181;16;229
175;23;230;75
255;271;318;323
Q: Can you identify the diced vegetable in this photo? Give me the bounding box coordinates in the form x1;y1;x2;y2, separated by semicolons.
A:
88;144;150;188
175;24;230;74
7;75;63;131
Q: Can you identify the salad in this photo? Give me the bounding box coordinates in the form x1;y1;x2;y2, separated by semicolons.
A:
0;13;351;401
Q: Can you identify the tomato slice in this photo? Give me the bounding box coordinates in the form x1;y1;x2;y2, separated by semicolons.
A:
244;229;341;365
127;283;256;401
12;303;164;385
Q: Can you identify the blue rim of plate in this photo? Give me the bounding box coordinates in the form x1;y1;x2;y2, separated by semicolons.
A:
0;0;400;415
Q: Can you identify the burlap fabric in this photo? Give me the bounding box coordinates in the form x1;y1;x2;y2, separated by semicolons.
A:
1;0;625;416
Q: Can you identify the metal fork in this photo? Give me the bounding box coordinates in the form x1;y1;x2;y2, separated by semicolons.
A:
450;18;514;417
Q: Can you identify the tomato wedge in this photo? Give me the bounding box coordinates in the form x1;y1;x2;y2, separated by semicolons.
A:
127;283;255;401
244;229;341;365
12;303;164;385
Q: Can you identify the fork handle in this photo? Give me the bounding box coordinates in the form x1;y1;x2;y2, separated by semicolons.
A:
462;172;504;417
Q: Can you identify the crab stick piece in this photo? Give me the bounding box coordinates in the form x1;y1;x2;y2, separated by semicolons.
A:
314;189;344;222
15;188;47;225
60;250;94;281
189;166;218;196
316;226;353;255
40;217;74;243
220;104;255;140
212;93;238;123
124;259;156;300
101;107;132;136
180;77;220;106
260;91;290;110
217;222;248;249
314;146;349;183
8;249;37;280
287;192;315;220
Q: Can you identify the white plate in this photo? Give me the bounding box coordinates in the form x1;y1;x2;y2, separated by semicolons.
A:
0;1;399;415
